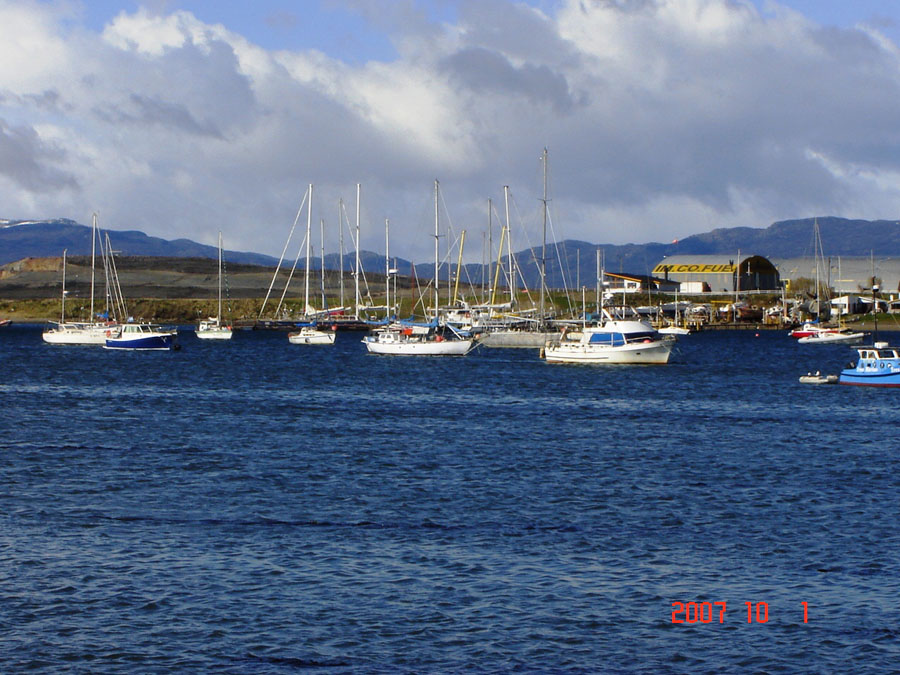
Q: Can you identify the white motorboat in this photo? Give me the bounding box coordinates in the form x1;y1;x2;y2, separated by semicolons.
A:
797;329;865;345
288;325;336;345
104;323;178;351
542;316;673;364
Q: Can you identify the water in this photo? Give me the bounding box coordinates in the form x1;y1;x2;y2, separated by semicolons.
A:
2;323;899;672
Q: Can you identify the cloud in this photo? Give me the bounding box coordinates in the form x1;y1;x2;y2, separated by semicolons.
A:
0;117;78;192
1;0;900;263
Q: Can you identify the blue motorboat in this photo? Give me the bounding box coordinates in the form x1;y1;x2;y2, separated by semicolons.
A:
839;341;900;387
104;323;178;351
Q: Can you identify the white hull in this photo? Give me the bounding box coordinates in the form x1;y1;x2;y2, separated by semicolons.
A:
364;336;473;355
543;339;672;364
196;326;233;340
477;330;557;348
658;326;690;336
42;323;117;345
288;329;336;345
797;331;865;344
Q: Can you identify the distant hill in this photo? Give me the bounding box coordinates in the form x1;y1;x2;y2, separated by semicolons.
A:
4;215;899;289
0;219;280;267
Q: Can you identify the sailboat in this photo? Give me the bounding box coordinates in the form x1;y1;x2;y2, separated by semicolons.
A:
42;214;120;345
287;185;335;345
658;289;690;336
477;149;560;348
196;231;233;340
790;219;864;344
363;180;474;356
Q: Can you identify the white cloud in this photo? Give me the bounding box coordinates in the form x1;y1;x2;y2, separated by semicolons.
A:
1;0;900;264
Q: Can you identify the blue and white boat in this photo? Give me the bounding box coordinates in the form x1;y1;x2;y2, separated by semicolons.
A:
839;342;900;387
541;314;673;365
104;323;178;351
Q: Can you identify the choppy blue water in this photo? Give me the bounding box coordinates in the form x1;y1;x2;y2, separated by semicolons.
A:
2;323;899;673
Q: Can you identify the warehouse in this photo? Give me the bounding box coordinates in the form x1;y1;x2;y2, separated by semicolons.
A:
651;255;781;293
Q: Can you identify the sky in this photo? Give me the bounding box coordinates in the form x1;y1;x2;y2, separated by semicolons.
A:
2;0;900;264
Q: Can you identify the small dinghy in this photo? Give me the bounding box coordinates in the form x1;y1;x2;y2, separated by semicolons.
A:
799;371;838;385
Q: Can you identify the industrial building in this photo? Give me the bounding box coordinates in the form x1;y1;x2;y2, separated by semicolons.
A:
651;255;782;293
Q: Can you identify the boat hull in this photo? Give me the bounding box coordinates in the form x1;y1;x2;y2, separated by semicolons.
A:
839;370;900;387
196;328;233;340
797;332;864;344
477;330;557;348
42;324;116;345
363;337;473;355
288;330;336;345
658;326;690;336
104;334;176;351
543;339;672;364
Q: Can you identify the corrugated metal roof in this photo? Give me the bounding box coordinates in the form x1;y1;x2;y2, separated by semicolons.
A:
771;257;900;295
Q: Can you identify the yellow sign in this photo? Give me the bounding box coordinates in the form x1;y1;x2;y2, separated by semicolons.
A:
652;263;735;274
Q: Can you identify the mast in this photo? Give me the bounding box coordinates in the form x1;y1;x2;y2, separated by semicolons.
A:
304;183;313;317
320;218;326;311
871;250;878;342
434;179;440;316
90;213;97;322
489;226;507;308
539;147;548;329
61;248;67;323
504;185;513;306
355;184;361;320
339;198;345;309
385;217;390;319
488;198;493;305
216;231;223;323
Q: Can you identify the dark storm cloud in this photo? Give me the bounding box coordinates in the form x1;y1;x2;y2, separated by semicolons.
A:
0;118;78;191
439;47;575;112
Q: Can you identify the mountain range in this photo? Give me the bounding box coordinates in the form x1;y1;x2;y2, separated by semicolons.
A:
2;216;898;289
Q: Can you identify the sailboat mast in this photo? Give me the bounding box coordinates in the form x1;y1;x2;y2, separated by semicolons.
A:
61;248;67;323
385;217;390;318
355;184;361;320
304;183;313;317
540;148;548;329
320;218;326;311
489;226;507;308
339;199;345;309
434;179;440;316
90;213;97;322
504;186;513;306
217;231;223;322
486;198;492;304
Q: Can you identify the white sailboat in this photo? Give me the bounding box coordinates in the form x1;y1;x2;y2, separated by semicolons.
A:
478;150;559;347
658;289;690;336
287;184;336;345
363;180;473;356
196;231;233;340
42;214;120;345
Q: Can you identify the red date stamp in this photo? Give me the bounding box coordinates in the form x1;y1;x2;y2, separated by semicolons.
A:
671;601;809;623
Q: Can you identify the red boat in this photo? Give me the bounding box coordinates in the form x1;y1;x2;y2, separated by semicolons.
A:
789;322;840;338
